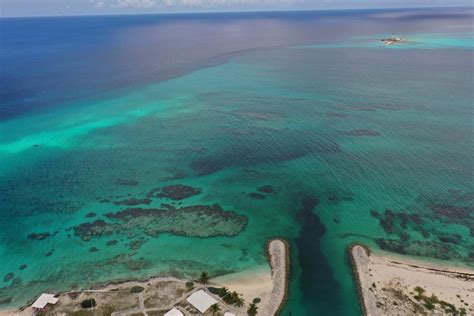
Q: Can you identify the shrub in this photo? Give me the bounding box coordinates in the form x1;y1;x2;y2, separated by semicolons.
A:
198;272;209;285
185;281;194;288
247;303;258;316
253;298;261;304
130;286;145;293
414;286;425;294
208;287;229;298
424;302;435;310
80;298;96;309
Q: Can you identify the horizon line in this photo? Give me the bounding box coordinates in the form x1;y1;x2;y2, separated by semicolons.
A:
1;5;472;19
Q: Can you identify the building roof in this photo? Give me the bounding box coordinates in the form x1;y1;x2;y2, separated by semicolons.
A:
224;312;236;316
186;289;218;313
31;293;59;309
164;307;184;316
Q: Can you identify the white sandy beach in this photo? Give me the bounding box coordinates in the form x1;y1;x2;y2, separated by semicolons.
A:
350;244;474;316
214;239;289;315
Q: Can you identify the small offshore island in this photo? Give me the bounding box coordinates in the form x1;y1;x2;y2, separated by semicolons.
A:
350;244;474;316
1;239;289;316
381;36;406;45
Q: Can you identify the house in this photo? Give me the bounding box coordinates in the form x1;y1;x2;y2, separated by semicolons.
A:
31;293;59;311
164;307;184;316
186;289;218;313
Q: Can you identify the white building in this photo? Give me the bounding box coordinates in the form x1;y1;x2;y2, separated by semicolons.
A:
186;289;218;313
164;307;184;316
31;293;59;311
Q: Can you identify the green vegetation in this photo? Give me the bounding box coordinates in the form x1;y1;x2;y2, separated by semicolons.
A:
208;286;227;297
247;302;258;316
414;286;425;294
412;287;463;315
185;281;194;288
130;286;145;293
253;298;261;304
210;303;221;316
208;287;244;307
80;298;96;309
234;295;245;307
198;272;209;285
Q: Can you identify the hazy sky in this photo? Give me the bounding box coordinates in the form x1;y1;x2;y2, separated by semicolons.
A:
1;0;471;17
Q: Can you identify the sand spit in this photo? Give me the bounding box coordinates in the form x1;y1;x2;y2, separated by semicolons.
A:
265;239;290;315
349;244;474;316
214;238;289;316
1;239;289;316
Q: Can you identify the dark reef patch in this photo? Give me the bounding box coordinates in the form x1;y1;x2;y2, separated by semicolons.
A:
19;264;27;270
73;220;114;241
0;297;12;305
369;190;474;264
85;212;97;218
89;247;99;253
146;185;200;201
257;185;275;194
344;129;380;137
106;240;118;246
189;129;340;176
429;204;473;220
3;273;14;282
27;232;51;241
126;258;152;271
72;204;247;240
113;198;152;206
375;239;464;261
437;233;462;245
370;209;426;238
129;238;147;250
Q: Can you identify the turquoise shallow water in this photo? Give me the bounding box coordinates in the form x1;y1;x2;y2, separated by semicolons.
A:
297;32;474;49
1;9;473;315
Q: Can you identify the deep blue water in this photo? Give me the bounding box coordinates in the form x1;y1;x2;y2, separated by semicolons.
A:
2;8;472;120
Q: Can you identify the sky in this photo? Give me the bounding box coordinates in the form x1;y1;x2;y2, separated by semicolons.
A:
0;0;472;17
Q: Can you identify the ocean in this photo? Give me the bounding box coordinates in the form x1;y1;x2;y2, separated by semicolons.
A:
1;8;473;315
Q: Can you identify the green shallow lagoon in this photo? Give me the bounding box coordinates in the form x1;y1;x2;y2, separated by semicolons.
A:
1;12;474;315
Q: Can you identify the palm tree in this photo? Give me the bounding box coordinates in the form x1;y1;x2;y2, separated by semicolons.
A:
198;272;209;286
221;287;229;297
234;296;245;307
210;303;221;316
247;303;258;316
230;291;240;301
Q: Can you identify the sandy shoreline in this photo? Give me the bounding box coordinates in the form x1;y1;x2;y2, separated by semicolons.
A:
214;238;289;315
349;243;474;316
1;239;289;316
